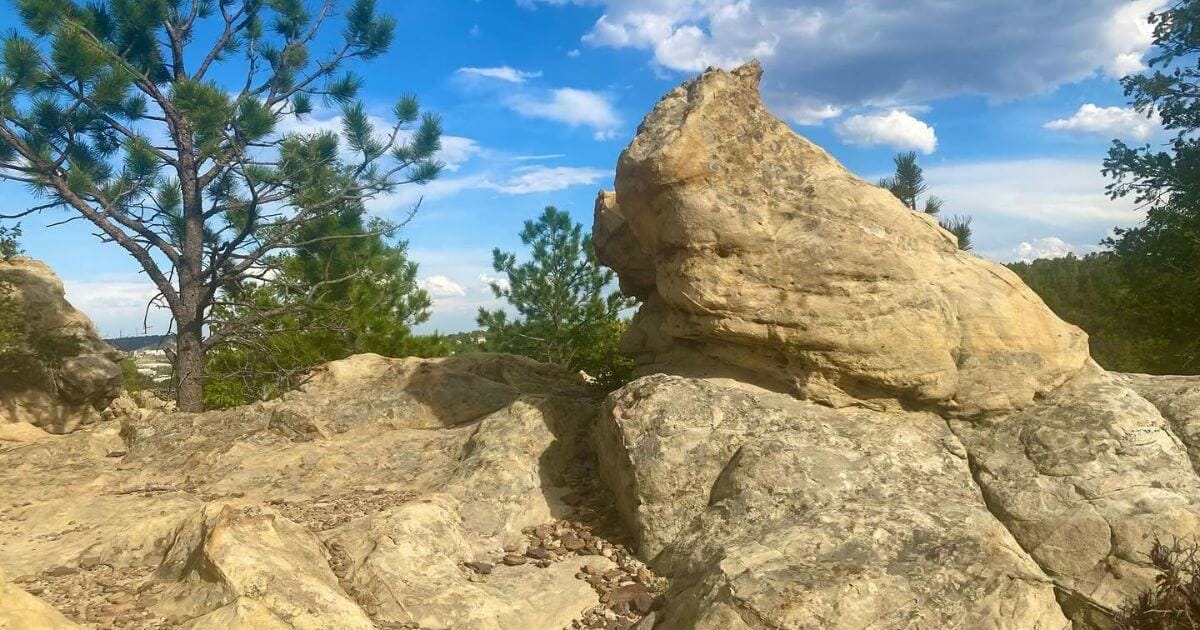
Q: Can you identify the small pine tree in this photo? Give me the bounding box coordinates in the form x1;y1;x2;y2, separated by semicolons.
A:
879;152;974;250
477;206;635;388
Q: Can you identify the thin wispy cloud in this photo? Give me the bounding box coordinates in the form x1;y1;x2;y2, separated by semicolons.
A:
457;65;543;83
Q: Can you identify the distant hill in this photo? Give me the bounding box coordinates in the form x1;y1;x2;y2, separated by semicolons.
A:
105;334;174;352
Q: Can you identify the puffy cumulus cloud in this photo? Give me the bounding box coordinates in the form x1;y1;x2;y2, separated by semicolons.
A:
1044;104;1158;140
491;166;610;194
408;249;510;332
523;0;1165;107
507;88;620;138
456;66;543;83
420;275;468;298
1011;237;1088;262
478;273;511;293
836;110;937;153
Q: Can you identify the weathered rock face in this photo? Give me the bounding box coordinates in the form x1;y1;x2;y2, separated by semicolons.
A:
592;62;1200;629
594;62;1089;417
599;375;1069;629
0;257;125;433
0;353;661;629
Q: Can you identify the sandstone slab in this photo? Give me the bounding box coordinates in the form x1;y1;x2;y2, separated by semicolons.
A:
598;375;1069;629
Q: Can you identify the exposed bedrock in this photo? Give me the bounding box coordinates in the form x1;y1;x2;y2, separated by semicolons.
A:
593;62;1200;629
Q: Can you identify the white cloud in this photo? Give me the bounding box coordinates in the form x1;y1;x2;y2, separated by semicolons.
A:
922;158;1141;228
1104;0;1163;77
778;100;842;126
420;275;468;298
1044;104;1158;140
456;66;543;83
479;273;511;293
437;136;484;171
525;0;1166;107
1011;237;1092;262
567;49;581;58
64;278;172;337
408;249;509;332
367;165;611;212
507;88;620;138
492;166;610;194
836;110;937;153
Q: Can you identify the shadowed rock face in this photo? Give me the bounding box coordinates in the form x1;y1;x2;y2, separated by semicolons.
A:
595;61;1089;417
0;257;125;433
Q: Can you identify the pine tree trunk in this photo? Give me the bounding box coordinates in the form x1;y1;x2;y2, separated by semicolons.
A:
175;320;204;412
175;153;206;413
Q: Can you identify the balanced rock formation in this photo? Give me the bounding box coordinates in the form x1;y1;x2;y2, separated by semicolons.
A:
594;62;1088;417
0;257;125;433
0;353;661;629
593;62;1200;629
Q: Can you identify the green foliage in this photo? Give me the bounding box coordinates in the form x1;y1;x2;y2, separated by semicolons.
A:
1116;538;1200;629
203;204;448;409
939;215;973;251
0;225;25;368
1097;0;1200;374
879;152;974;250
0;224;21;260
1007;253;1181;372
120;358;143;392
477;207;635;389
878;152;932;212
0;0;443;410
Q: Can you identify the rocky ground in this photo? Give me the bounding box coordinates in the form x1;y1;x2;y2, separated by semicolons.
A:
7;61;1200;630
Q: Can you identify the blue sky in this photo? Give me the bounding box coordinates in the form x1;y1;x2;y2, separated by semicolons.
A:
0;0;1164;335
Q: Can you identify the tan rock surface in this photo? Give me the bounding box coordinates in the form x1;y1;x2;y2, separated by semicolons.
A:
592;62;1200;629
1117;372;1200;472
0;257;125;433
949;365;1200;625
595;62;1089;416
0;565;80;630
598;375;1069;629
0;353;632;629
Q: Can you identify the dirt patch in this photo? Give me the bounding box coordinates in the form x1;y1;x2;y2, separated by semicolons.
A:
10;561;169;629
266;488;417;532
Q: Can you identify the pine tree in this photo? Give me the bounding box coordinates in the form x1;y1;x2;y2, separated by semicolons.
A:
879;152;973;250
477;207;635;388
0;0;442;410
204;202;446;408
1100;0;1200;373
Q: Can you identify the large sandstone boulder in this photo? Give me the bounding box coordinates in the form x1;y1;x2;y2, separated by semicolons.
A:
0;257;125;433
594;62;1089;417
0;353;660;629
592;62;1200;629
598;375;1067;629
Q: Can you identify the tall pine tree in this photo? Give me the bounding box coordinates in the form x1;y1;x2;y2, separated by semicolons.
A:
0;0;443;410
